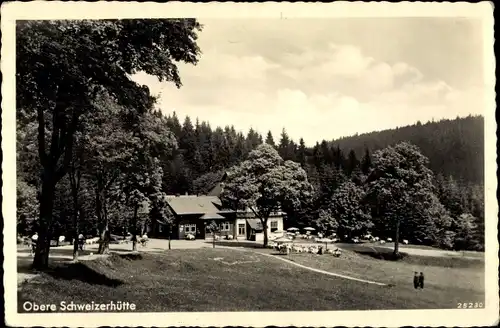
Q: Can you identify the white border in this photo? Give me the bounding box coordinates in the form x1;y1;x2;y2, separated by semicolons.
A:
2;2;497;327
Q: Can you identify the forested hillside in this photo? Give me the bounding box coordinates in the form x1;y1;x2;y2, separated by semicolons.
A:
159;113;484;195
331;115;484;185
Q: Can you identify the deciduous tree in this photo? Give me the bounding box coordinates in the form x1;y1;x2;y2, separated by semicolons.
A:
17;19;201;268
366;142;439;257
221;144;314;246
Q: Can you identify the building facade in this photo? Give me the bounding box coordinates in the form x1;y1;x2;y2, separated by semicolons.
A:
149;194;285;241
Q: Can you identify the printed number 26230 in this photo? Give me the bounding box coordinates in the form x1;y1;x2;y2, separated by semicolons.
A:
457;302;483;309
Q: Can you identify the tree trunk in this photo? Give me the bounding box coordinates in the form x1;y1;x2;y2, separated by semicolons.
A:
69;169;80;261
33;176;56;270
393;218;400;257
168;226;172;250
98;222;110;254
262;220;269;247
73;228;79;261
212;232;215;248
72;206;79;260
132;204;138;251
96;183;110;254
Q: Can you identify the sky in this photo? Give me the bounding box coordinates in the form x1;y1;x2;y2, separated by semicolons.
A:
132;18;485;146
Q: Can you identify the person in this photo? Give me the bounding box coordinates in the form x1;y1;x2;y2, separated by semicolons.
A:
78;233;85;251
413;272;419;289
31;232;38;256
419;272;425;289
140;233;148;246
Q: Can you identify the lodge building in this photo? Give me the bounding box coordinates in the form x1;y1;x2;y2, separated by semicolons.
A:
149;179;285;241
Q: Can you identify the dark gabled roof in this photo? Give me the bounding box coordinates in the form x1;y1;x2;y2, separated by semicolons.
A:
200;213;226;220
207;183;223;197
165;195;222;215
247;219;263;230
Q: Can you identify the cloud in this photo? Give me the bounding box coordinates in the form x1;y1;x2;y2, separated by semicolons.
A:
131;24;485;147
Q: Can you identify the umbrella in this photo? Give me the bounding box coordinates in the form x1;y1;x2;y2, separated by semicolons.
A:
287;227;299;231
274;236;293;243
317;238;335;249
303;227;316;231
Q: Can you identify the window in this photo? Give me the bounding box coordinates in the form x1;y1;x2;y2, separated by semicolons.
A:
158;225;163;233
220;221;230;231
238;224;245;235
270;221;278;232
185;224;196;234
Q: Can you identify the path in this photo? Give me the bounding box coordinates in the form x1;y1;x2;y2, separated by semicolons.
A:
214;245;388;286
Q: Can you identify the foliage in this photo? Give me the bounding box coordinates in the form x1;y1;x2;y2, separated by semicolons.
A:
16;19;202;268
325;181;373;239
221;144;314;246
365;142;440;253
17;179;39;234
192;170;225;196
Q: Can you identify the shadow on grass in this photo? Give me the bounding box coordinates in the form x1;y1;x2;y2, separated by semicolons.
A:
46;262;124;287
114;253;144;261
355;250;408;261
354;249;484;268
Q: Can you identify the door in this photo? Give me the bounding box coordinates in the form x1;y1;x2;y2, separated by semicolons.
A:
238;223;245;236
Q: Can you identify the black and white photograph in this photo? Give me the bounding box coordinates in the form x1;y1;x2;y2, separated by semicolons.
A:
2;2;497;327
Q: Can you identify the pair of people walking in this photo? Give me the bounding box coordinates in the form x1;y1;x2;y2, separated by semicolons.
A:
413;272;425;289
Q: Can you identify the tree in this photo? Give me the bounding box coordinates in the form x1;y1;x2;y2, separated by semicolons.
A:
361;148;372;175
317;164;346;208
180;115;198;170
265;131;276;148
452;213;480;251
17;179;39;235
150;193;175;249
206;220;221;248
221;144;314;247
326;181;373;240
82;94;138;254
314;209;339;235
278;128;293;160
17;19;202;269
366;142;439;257
246;128;262;150
192;170;225;196
120;112;177;251
297;138;307;168
166;111;183;140
345;150;360;176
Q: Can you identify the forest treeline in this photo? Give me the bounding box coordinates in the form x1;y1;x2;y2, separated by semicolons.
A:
159;112;484;193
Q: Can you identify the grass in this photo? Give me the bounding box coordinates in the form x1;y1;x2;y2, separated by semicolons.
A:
18;247;485;312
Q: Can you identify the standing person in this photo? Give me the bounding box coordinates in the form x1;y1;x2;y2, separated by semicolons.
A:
413;272;419;289
78;233;85;251
419;272;425;289
30;232;38;256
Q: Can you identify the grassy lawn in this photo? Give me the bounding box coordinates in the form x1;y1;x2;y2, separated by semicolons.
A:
18;248;484;312
268;249;484;304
